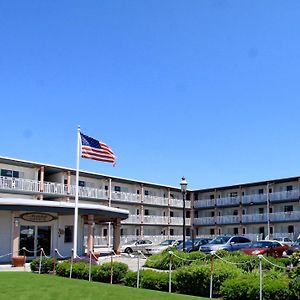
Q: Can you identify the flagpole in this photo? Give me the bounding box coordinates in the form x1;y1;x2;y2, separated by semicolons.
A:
73;125;81;258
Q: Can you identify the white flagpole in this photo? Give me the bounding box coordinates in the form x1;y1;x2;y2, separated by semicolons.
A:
73;125;81;258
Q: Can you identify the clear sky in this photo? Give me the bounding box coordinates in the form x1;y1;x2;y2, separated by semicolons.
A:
1;1;300;190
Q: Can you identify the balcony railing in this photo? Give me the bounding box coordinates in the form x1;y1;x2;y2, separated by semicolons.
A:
194;199;215;208
194;217;215;226
216;215;240;224
170;217;191;226
144;195;168;206
242;214;267;223
0;176;40;193
111;191;140;203
269;190;299;202
270;211;300;222
216;196;240;207
143;215;169;225
122;215;142;224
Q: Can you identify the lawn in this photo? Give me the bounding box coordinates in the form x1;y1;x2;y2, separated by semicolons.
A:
0;272;209;300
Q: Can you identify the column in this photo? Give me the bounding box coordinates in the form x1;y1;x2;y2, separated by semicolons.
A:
167;188;171;239
11;212;20;256
86;215;94;254
140;184;144;238
39;166;44;200
66;171;71;201
113;218;121;254
239;186;243;234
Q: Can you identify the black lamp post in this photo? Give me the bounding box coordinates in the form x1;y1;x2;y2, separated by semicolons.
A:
180;176;187;251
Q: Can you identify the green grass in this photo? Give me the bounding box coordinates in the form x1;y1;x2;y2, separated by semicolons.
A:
0;272;209;300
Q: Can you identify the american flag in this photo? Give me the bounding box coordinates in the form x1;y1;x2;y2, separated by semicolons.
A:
80;133;116;165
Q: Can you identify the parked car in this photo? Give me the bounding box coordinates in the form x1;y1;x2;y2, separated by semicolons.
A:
199;235;252;254
176;238;212;252
120;239;153;254
240;240;288;258
283;238;300;257
272;237;293;247
143;239;180;255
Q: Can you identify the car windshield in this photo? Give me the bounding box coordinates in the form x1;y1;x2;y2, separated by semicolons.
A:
249;241;272;248
293;239;300;246
209;236;231;245
160;240;175;246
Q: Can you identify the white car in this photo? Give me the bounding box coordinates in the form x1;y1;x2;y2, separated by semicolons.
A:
120;239;153;254
272;237;293;247
143;239;180;255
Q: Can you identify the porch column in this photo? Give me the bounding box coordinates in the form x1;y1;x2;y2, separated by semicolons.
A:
39;166;44;200
86;215;95;254
11;212;20;256
113;218;121;254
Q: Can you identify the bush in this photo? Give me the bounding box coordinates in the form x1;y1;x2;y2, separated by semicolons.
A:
56;260;71;277
124;270;169;292
221;272;292;300
174;260;242;297
30;257;57;274
93;262;128;284
144;250;208;270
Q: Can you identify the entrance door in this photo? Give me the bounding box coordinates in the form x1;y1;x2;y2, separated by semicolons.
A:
19;225;51;256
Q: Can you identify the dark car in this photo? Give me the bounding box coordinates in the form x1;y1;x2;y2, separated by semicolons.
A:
240;240;288;258
283;238;300;257
177;238;212;252
199;235;252;254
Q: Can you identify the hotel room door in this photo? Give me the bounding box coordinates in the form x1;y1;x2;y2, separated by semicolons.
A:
19;225;51;256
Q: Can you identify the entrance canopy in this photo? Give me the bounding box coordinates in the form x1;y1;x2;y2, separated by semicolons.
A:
0;198;129;221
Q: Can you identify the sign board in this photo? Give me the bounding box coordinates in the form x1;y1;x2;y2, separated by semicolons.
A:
20;212;56;223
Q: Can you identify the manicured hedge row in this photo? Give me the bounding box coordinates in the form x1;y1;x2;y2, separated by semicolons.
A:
30;257;57;273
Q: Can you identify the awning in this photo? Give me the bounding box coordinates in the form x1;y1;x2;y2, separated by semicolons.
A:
0;198;129;220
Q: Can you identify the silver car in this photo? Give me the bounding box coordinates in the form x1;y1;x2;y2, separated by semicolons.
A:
144;239;179;255
120;239;153;254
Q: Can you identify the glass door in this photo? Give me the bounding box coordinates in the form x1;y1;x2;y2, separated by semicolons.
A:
19;225;51;256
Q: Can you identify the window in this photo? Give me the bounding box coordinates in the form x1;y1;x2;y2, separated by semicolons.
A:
233;210;238;216
269;188;272;193
233;228;239;235
1;169;19;178
286;185;293;191
170;229;174;236
259;208;264;214
258;189;264;194
114;186;121;192
210;194;215;199
136;209;140;215
288;225;294;233
210;228;215;235
270;226;273;234
230;192;238;197
136;228;140;236
79;180;85;187
103;228;108;236
211;211;215;217
170;211;174;217
137;190;140;194
269;207;273;213
64;226;73;243
284;205;293;212
144;209;149;216
104;185;108;190
242;227;246;234
120;229;124;236
186;211;190;218
144;190;149;196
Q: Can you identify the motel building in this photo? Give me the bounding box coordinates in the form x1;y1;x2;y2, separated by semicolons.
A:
0;156;300;263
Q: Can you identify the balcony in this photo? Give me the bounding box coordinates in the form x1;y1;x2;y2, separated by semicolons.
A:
242;194;267;205
169;198;191;208
216;215;240;224
270;211;300;222
0;176;40;193
144;195;168;206
216;196;240;207
143;215;169;225
194;217;215;226
269;190;299;202
122;215;141;224
242;214;267;223
194;199;215;209
111;191;140;203
170;217;191;226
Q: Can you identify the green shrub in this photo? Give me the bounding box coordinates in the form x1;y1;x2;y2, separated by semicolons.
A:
93;262;128;284
144;250;208;270
30;257;57;274
174;260;242;297
124;270;169;292
290;250;300;267
221;272;292;300
71;262;89;279
56;260;71;277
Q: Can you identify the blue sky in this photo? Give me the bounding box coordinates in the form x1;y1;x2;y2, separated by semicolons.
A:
1;1;300;189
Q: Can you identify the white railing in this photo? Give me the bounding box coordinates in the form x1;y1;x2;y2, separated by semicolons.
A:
242;194;267;204
143;215;168;225
270;190;299;202
270;211;300;222
216;196;240;207
143;195;168;206
122;215;141;224
169;198;191;208
242;214;267;223
194;217;215;225
194;199;215;208
216;215;240;224
111;191;140;203
43;182;65;195
170;217;191;226
0;176;40;193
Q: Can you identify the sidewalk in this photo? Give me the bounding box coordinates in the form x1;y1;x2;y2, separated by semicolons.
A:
0;263;31;272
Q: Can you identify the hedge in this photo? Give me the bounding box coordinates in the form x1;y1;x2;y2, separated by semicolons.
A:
30;257;57;274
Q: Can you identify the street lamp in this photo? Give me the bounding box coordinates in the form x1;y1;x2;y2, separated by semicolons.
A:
180;176;187;251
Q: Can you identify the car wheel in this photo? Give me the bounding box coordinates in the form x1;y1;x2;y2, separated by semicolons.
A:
125;247;133;254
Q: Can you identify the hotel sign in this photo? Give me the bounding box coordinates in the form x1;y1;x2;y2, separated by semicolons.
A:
20;213;56;223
